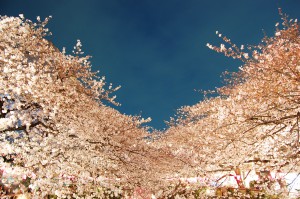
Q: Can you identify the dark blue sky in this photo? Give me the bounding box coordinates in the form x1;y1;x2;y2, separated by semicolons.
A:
1;1;300;130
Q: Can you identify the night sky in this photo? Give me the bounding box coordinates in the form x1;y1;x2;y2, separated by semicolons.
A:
1;1;300;130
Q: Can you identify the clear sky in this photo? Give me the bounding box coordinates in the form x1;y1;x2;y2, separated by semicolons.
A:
1;0;300;130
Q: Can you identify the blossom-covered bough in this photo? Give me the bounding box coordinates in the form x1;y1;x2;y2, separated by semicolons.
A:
0;15;185;198
164;10;300;198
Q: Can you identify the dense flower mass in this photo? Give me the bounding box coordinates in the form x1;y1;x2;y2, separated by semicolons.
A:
165;11;300;198
1;11;300;198
0;15;180;198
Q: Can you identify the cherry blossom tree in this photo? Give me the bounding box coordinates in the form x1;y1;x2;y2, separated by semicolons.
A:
164;11;300;197
0;15;181;198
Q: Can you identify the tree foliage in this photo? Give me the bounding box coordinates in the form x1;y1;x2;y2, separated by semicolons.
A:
165;10;300;196
0;15;181;198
